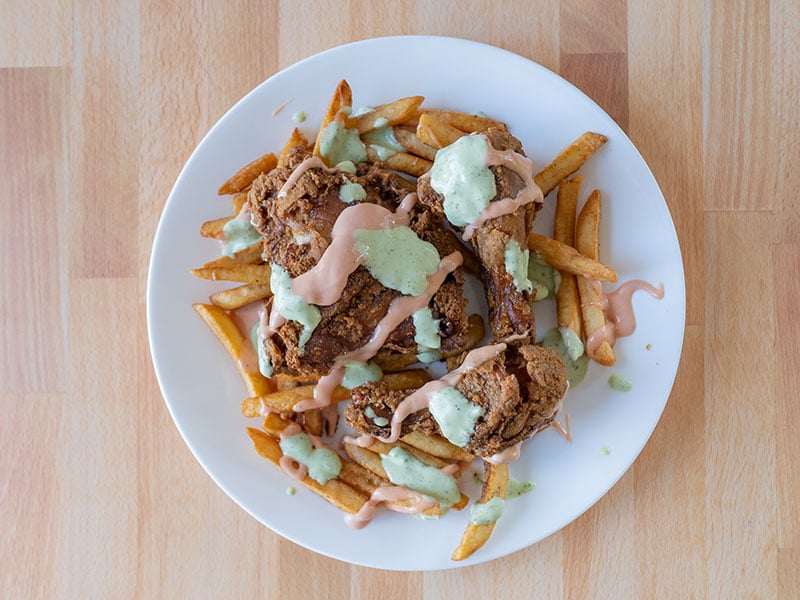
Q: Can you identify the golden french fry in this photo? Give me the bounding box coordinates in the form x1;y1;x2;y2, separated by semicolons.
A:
302;409;324;436
392;127;437;161
367;438;451;470
401;431;474;462
344;443;389;479
218;152;277;195
376;150;432;177
278;127;309;169
575;190;615;366
246;428;366;514
345;96;425;134
209;284;271;311
452;461;509;561
372;352;419;373
419;109;505;133
555;177;584;337
203;242;263;268
534;132;607;197
527;233;617;282
416;114;466;149
200;216;232;239
190;264;272;285
192;304;272;397
231;191;249;215
313;80;352;162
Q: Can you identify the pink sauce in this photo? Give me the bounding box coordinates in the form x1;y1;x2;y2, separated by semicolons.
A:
485;443;521;465
345;485;437;530
277;155;336;198
585;280;665;359
294;252;464;412
341;434;376;448
322;404;339;437
550;412;573;443
235;304;265;375
378;343;507;443
291;193;417;305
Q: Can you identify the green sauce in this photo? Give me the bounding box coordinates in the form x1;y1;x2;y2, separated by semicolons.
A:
600;446;611;456
365;406;389;427
469;496;505;525
353;227;440;296
292;110;306;123
412;307;441;363
270;264;321;349
381;447;461;508
352;105;374;117
559;327;585;362
279;433;341;484
428;387;485;447
527;251;561;300
430;135;496;227
504;239;533;293
335;160;357;174
506;477;535;498
222;217;262;258
362;126;406;161
338;182;366;204
608;374;632;392
251;322;273;378
286;486;296;496
319;121;367;165
541;327;588;386
341;360;383;389
373;116;389;128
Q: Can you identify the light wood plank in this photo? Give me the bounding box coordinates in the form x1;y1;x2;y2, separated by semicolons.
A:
705;212;776;596
0;67;68;393
352;568;423;600
560;53;629;131
0;1;72;67
560;0;627;54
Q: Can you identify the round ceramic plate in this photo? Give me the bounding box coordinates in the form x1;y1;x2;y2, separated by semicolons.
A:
147;36;685;571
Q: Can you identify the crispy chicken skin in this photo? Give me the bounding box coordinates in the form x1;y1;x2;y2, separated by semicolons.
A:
344;345;567;458
417;127;537;343
248;146;470;378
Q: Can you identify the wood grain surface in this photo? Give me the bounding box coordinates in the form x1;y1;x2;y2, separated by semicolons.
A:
2;1;798;598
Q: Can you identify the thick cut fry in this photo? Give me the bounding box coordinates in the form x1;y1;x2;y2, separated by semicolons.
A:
242;369;432;416
575;190;615;366
313;80;352;162
190;264;272;285
278;127;309;168
193;304;272;397
345;96;424;133
231;191;249;215
344;443;389;479
416;114;466;149
365;146;433;177
247;428;366;514
527;233;617;282
534;132;608;197
200;216;232;239
302;409;324;436
452;461;509;561
218;152;277;195
203;242;264;268
209;284;271;311
367;438;451;470
393;126;437;161
555;177;583;337
401;431;474;462
418;109;505;133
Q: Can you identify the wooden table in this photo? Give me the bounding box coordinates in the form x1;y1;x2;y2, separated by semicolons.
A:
2;2;798;597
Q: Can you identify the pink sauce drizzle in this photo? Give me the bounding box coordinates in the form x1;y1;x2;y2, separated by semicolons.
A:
294;252;464;412
234;303;264;374
345;485;437;530
341;434;376;448
377;343;507;443
277;155;340;198
585;280;665;359
484;443;521;465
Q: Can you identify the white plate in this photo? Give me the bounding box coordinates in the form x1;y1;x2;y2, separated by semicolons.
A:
147;36;685;571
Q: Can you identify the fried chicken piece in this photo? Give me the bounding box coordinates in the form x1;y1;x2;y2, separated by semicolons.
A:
344;345;567;458
248;146;470;378
417;127;538;343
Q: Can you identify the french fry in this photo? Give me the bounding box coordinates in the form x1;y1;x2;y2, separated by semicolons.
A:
345;96;424;134
193;304;272;397
190;264;272;285
278;127;309;169
231;191;249;215
452;461;509;561
203;242;264;268
418;109;505;133
555;177;584;337
367;438;451;470
364;146;433;177
534;131;607;197
200;216;232;239
401;431;474;462
527;233;617;282
218;152;277;195
416;114;466;149
337;459;388;496
393;127;437;161
575;190;615;366
209;284;271;311
247;428;366;514
313;80;352;162
302;409;324;437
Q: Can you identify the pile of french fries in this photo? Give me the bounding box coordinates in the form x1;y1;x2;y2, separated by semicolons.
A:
191;80;617;561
